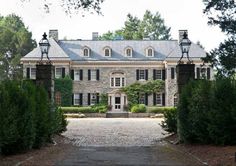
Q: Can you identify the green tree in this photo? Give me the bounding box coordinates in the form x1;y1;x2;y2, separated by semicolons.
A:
21;0;104;15
99;10;171;40
0;14;36;81
202;0;236;78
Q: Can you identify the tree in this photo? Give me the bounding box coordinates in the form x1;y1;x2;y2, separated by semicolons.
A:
99;10;171;40
0;14;36;81
202;0;236;78
21;0;104;15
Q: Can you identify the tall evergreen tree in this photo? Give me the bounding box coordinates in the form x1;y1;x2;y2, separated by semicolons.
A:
202;0;236;78
0;14;36;81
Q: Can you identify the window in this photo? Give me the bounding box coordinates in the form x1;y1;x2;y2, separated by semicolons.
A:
30;68;36;79
83;48;90;57
196;67;211;80
104;47;111;57
74;94;82;106
146;47;154;57
137;69;148;80
91;70;97;81
110;72;125;88
55;68;65;78
74;70;82;81
153;70;162;80
139;94;145;104
91;93;97;105
88;69;99;81
155;94;162;105
125;47;133;57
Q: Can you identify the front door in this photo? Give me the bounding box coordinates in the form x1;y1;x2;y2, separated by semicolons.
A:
115;97;121;110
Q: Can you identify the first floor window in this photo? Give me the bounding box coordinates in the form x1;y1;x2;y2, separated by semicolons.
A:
91;93;97;105
55;68;63;78
139;94;145;104
30;68;36;79
74;94;81;105
156;94;162;105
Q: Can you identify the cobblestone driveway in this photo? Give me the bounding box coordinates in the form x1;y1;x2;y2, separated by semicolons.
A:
62;118;166;147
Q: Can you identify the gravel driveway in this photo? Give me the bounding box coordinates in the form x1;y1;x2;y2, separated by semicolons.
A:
62;118;167;147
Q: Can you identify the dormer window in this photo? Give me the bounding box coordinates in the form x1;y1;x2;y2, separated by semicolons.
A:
104;46;112;57
145;47;154;57
125;47;133;57
82;46;90;57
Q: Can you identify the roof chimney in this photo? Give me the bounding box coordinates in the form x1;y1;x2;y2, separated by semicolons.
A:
179;30;188;42
49;29;58;41
92;32;98;40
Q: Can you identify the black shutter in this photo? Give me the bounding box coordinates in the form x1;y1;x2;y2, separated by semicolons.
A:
145;93;148;106
70;70;74;80
88;70;91;80
162;93;165;106
96;93;100;104
87;93;91;105
153;93;156;105
80;69;83;81
145;69;148;80
197;68;200;79
27;68;30;79
62;68;65;78
207;68;210;80
96;69;100;81
162;69;166;80
153;69;156;80
136;69;139;80
72;94;74;105
79;93;83;106
171;68;175;79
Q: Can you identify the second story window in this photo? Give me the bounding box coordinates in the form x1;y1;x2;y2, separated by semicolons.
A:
110;72;125;88
55;67;65;78
125;47;133;57
153;69;162;80
27;67;36;79
145;47;154;57
83;48;89;57
88;69;100;81
136;69;148;81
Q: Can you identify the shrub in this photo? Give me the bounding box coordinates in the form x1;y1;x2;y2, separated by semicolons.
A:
55;76;72;106
160;107;177;133
147;107;176;113
131;104;147;113
60;107;93;113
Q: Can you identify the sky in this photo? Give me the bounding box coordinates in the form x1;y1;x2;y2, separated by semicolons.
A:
0;0;227;51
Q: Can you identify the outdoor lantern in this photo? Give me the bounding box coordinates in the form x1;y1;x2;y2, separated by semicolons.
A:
179;31;192;63
39;32;50;61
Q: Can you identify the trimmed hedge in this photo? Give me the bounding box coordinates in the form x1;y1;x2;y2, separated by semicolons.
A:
0;80;67;155
131;104;147;113
147;106;176;113
60;105;108;114
178;79;236;145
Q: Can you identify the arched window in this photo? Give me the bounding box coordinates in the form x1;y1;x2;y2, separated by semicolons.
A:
104;46;112;57
83;46;90;57
110;72;125;88
125;47;133;57
145;47;154;57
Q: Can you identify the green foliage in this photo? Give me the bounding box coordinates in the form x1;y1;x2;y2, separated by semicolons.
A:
131;104;147;113
0;14;36;81
160;107;177;133
178;79;236;145
148;107;176;114
122;80;164;108
99;10;171;40
99;93;108;105
202;0;236;78
55;76;73;106
0;80;67;155
61;105;108;113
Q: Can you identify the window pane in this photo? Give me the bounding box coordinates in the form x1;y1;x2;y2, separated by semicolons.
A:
126;49;131;56
56;68;62;78
91;93;97;105
105;49;110;57
91;70;96;81
115;77;121;87
139;94;145;104
31;68;36;79
156;94;162;105
155;70;162;80
74;70;80;81
84;49;89;57
148;49;153;56
74;94;80;105
139;70;145;80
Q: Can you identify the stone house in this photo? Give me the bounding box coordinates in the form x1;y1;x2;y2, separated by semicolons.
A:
20;30;212;112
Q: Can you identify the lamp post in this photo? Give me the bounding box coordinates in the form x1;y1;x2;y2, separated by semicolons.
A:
179;31;192;63
39;32;51;63
176;30;195;94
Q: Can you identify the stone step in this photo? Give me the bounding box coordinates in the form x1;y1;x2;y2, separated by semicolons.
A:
106;112;129;118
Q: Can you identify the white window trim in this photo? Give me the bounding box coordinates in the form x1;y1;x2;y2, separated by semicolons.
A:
74;70;81;81
74;94;80;106
30;67;36;79
90;93;97;105
90;69;97;81
55;67;63;79
139;70;146;81
155;70;162;80
82;46;90;57
155;93;162;106
145;47;154;57
103;47;112;57
125;47;133;57
110;76;125;88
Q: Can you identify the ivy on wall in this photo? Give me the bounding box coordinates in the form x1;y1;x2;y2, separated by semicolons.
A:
121;80;164;107
55;76;73;106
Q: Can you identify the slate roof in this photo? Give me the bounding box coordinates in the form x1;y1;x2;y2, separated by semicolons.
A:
21;39;206;62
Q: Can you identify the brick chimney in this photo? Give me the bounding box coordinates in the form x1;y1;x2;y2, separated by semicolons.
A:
92;32;98;40
49;29;58;41
179;30;188;42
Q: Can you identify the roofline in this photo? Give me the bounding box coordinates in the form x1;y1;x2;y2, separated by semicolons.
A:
58;39;178;42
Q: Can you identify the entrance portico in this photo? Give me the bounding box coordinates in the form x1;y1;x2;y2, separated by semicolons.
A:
108;89;127;112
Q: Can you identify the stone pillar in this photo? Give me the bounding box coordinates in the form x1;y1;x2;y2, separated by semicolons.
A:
176;64;195;94
36;64;55;105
